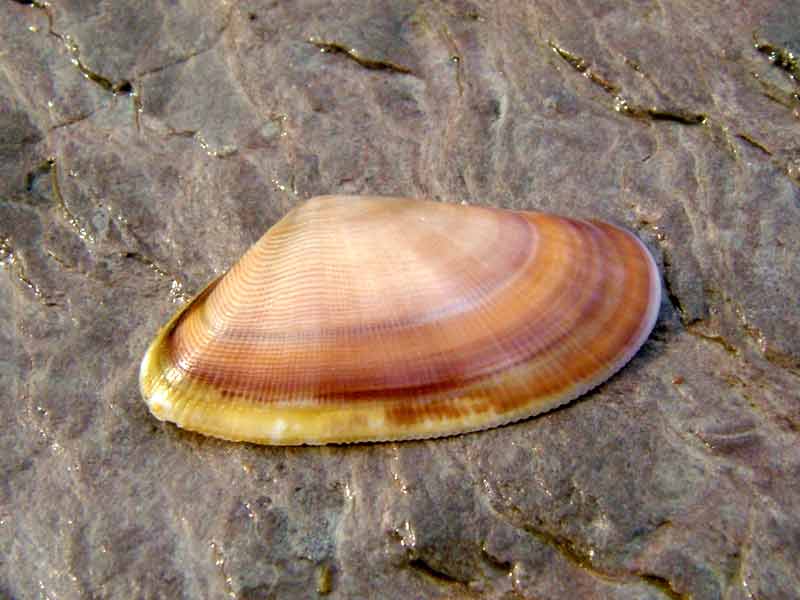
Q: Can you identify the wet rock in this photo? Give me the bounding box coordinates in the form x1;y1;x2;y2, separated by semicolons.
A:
1;1;798;598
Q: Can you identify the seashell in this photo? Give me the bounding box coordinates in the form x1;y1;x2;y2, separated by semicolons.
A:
139;195;661;445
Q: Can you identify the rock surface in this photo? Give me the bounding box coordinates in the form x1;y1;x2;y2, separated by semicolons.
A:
2;1;799;598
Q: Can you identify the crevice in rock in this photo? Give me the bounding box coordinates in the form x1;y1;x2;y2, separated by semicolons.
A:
480;544;512;573
659;249;700;327
404;555;481;597
49;159;96;244
132;91;143;132
518;519;689;598
753;34;800;88
685;326;741;357
407;557;467;586
16;0;134;96
479;546;527;597
44;249;72;270
49;110;99;132
388;524;474;593
738;104;800;191
275;174;299;197
750;71;798;108
132;1;235;82
783;154;800;189
548;41;707;125
308;37;414;75
131;6;235;134
165;128;198;138
209;540;236;599
747;36;800;188
735;133;772;155
150;118;237;158
438;25;464;96
135;45;219;80
24;157;55;192
733;303;800;376
121;251;191;304
636;573;688;600
0;237;59;306
662;273;688;324
519;521;603;576
762;348;800;376
477;492;690;600
24;159;191;302
549;41;621;94
20;156;98;241
726;506;756;600
643;109;707;125
194;133;238;159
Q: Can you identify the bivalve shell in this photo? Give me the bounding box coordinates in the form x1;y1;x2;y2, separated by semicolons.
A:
139;195;661;445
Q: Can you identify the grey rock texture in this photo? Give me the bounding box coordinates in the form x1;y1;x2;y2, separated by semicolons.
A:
2;1;799;598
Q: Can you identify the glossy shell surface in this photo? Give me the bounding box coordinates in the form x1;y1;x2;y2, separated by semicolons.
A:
139;195;661;445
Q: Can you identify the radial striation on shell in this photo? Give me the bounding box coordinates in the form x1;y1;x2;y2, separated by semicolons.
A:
139;195;661;445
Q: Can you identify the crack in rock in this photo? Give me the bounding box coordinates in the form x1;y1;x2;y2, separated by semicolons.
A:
407;557;471;588
308;37;414;75
475;484;690;600
735;133;772;155
750;70;799;109
157;127;237;159
549;41;621;94
387;523;474;594
644;109;706;125
438;25;464;96
514;518;689;599
132;1;235;82
660;254;695;326
686;326;741;356
209;540;237;599
21;160;190;305
135;44;219;80
48;159;96;245
121;251;190;304
15;0;134;95
49;109;100;132
637;573;689;600
548;40;707;125
0;236;59;306
24;157;55;192
733;304;800;375
753;34;800;88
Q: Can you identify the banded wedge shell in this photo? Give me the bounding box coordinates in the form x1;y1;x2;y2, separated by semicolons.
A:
139;195;661;445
